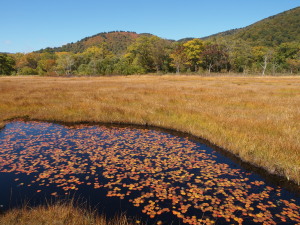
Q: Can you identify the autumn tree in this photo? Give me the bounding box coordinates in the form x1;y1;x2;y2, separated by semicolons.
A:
183;39;204;72
13;53;40;75
201;43;229;73
37;53;57;75
170;43;187;74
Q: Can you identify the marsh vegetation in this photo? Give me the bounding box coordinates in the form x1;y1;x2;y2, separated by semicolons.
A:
0;76;299;183
0;75;300;224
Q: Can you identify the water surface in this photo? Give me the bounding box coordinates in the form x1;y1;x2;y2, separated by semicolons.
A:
0;121;299;224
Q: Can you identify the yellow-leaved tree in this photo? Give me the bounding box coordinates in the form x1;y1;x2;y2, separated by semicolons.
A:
183;39;204;72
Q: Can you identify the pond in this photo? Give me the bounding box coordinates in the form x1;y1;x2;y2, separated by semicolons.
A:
0;121;299;224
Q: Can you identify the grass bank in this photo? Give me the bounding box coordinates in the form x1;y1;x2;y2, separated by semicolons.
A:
0;75;299;184
0;201;137;225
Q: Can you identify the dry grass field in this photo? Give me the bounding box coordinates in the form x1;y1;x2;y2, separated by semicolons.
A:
0;75;299;184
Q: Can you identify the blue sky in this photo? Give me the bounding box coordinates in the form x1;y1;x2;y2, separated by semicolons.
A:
1;0;299;53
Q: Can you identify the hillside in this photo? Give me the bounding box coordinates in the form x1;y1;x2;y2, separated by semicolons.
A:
36;7;300;55
38;31;146;55
205;7;300;46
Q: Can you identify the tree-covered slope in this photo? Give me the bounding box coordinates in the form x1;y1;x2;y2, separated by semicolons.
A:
37;7;300;55
38;31;145;55
206;7;300;47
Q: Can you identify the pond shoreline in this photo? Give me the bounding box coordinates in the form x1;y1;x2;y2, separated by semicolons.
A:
2;117;300;192
1;118;300;224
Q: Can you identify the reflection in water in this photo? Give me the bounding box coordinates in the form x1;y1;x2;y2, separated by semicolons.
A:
0;121;299;224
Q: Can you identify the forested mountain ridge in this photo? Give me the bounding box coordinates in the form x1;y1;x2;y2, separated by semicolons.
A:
37;7;300;54
38;31;151;55
205;7;300;47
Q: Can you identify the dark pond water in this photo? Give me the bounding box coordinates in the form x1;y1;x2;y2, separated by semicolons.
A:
0;121;299;225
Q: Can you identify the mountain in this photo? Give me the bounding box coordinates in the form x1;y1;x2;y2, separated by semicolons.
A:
38;31;150;55
37;7;300;54
205;7;300;47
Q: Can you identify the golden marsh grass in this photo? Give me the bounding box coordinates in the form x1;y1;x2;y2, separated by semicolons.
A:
0;75;299;184
0;200;136;225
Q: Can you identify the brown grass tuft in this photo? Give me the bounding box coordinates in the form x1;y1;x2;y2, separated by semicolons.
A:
0;200;137;225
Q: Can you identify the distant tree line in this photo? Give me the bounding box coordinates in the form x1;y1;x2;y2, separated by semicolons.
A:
1;37;300;76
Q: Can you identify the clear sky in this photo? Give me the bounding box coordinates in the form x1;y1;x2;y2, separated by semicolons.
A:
1;0;299;53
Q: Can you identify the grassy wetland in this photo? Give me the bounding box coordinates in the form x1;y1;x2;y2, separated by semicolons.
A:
0;75;299;184
0;75;300;224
